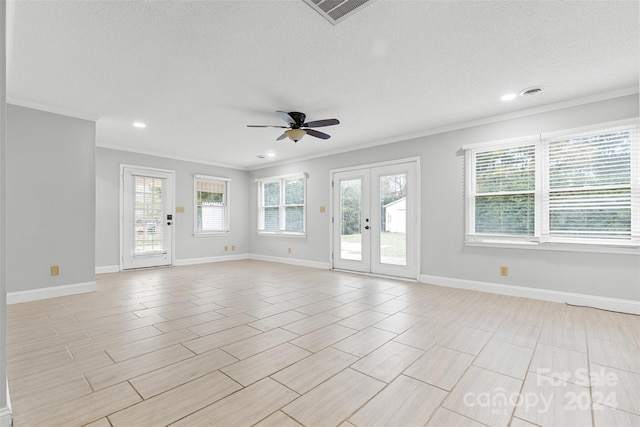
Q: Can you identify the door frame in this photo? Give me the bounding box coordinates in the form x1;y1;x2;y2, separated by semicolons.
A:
329;157;421;280
119;164;176;271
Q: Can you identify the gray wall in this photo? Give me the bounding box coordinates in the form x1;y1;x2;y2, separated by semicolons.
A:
6;105;96;293
250;94;640;301
11;94;638;304
95;148;250;268
1;0;8;414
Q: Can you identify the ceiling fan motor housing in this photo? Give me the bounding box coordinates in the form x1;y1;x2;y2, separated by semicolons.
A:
288;112;306;128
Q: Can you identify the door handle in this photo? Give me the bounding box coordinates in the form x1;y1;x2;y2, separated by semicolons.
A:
167;222;172;226
365;225;370;230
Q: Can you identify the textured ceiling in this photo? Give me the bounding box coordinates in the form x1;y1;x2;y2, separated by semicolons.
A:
7;0;639;169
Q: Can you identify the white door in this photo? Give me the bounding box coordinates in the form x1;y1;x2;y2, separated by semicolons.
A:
332;161;418;279
121;166;174;269
333;169;371;274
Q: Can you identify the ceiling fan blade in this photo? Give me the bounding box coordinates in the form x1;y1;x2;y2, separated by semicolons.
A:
303;118;340;128
246;125;289;128
303;128;331;140
276;133;287;141
276;111;296;126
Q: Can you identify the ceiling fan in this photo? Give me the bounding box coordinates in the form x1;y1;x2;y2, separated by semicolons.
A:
247;111;340;142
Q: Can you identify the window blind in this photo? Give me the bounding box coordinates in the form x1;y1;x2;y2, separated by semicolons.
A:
544;126;637;242
284;178;305;232
133;175;166;254
257;173;306;235
194;175;230;234
473;144;536;236
197;179;226;194
465;121;639;249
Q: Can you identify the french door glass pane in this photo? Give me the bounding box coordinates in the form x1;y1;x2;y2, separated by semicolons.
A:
379;174;407;266
340;179;362;261
133;176;165;255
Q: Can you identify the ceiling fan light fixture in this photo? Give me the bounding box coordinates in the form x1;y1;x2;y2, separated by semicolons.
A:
285;128;306;142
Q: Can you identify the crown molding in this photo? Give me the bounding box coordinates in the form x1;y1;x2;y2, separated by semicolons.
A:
250;86;639;171
7;97;101;121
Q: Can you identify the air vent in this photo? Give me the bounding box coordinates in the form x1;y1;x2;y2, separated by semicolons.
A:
519;86;545;97
303;0;378;25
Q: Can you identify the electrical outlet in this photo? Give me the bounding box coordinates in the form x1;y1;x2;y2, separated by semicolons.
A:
320;205;326;213
232;245;235;251
50;265;60;276
224;246;228;251
288;248;292;254
500;266;508;276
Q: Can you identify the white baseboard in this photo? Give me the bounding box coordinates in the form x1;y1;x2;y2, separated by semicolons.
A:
95;265;119;274
7;281;96;304
97;255;252;273
174;254;249;267
0;407;11;427
249;253;330;270
2;377;11;427
6;379;10;413
420;274;640;315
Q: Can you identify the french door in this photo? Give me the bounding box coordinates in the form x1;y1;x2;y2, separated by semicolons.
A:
332;160;418;279
121;166;174;270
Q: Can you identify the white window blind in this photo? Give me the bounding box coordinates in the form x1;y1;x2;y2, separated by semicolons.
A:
545;127;637;243
133;175;166;254
284;177;305;232
473;144;536;237
194;175;230;235
465;122;639;250
257;173;306;235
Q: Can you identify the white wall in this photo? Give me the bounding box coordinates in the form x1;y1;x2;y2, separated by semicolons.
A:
6;105;96;295
250;94;640;302
95;147;250;270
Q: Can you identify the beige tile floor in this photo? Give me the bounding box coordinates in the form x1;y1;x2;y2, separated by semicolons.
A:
6;260;640;427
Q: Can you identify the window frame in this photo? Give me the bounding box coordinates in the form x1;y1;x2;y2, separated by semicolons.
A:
464;121;640;253
256;172;307;237
193;174;230;236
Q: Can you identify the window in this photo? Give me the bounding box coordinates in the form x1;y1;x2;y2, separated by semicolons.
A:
473;144;537;238
465;122;639;250
257;173;306;236
194;175;230;235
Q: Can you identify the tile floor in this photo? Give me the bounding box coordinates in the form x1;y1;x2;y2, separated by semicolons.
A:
6;260;640;426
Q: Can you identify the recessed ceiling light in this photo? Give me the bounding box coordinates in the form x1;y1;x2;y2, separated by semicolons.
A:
133;122;146;128
500;93;517;101
266;152;276;158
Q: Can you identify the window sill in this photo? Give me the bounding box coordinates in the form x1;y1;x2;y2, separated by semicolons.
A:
465;240;640;255
257;231;307;239
194;231;230;237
